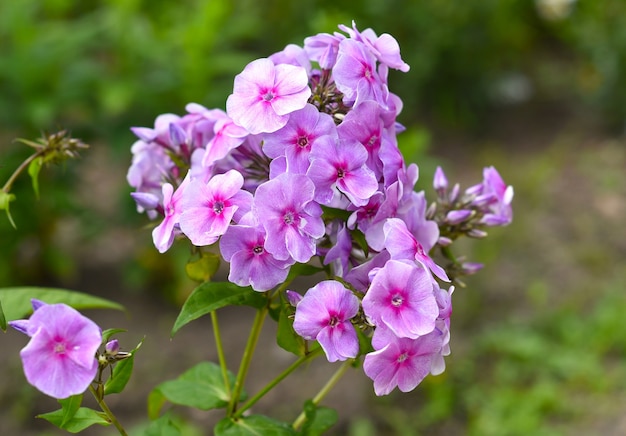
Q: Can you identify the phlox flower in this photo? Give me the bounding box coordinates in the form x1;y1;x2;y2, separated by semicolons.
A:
226;58;311;135
333;39;385;107
480;166;514;226
219;218;294;292
152;176;189;253
363;328;443;396
179;170;252;246
9;300;102;399
362;259;439;339
383;218;449;282
303;32;345;69
293;280;360;362
252;173;324;263
307;139;379;207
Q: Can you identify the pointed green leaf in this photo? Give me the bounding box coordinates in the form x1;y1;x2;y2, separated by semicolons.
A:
104;337;143;395
0;191;16;229
144;413;181;436
156;362;243;411
0;287;124;322
0;299;7;332
147;388;168;420
101;328;127;343
277;304;305;356
185;251;221;282
58;395;83;427
171;282;265;336
215;415;296;436
38;407;110;433
285;264;324;284
28;156;43;199
299;400;338;436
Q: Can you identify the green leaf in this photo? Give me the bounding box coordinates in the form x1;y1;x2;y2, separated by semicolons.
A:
144;413;181;436
104;337;143;395
276;304;305;356
27;156;43;199
298;400;338;436
155;361;242;411
185;251;221;282
38;407;110;433
0;287;124;322
0;299;7;332
350;228;369;258
171;282;265;336
147;388;168;420
215;415;296;436
0;191;16;229
285;264;324;284
58;395;83;427
320;205;351;222
101;328;127;343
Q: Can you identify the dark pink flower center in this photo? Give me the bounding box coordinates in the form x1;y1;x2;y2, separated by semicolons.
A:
391;293;404;307
397;352;408;363
283;211;295;225
328;315;340;327
253;245;264;255
297;136;309;149
337;168;346;179
213;200;225;214
262;90;275;102
53;341;67;355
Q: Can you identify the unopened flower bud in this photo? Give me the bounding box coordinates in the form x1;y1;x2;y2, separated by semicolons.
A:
433;166;448;194
449;183;460;203
286;290;303;307
105;339;120;355
130;192;160;211
467;229;488;238
461;262;484;275
437;236;453;247
169;122;187;150
445;210;473;225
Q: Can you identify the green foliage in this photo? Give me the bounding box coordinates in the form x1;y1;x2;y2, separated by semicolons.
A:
215;414;296;436
104;338;143;395
299;400;338;436
171;282;266;336
37;395;110;433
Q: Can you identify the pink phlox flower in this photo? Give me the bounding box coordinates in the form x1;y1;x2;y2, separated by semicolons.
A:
383;218;449;282
307;138;379;207
226;58;311;135
363;328;443;396
252;173;324;263
362;259;439;339
303;32;345;69
480;166;514;226
333;39;386;107
152;175;190;253
269;43;312;76
323;223;353;277
263;104;337;174
339;21;410;72
202;114;249;169
211;135;271;193
347;191;384;232
131;113;180;149
179;169;253;247
219;217;294;292
9;300;102;399
127;140;174;200
293;280;360;362
344;250;390;294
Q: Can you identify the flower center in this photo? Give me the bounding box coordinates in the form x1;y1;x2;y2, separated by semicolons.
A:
297;136;309;148
336;168;345;179
263;90;275;102
253;245;264;255
397;352;408;363
53;342;67;355
391;293;404;307
328;315;340;327
213;200;224;215
283;211;295;225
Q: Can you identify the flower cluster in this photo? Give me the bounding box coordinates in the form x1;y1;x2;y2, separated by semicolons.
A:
127;22;513;395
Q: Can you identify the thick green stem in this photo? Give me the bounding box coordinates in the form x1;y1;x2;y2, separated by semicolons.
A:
1;149;44;193
233;347;323;418
227;306;268;415
210;311;231;399
88;385;127;436
292;359;353;430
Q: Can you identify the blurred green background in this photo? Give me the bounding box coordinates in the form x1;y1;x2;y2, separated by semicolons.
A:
1;0;625;435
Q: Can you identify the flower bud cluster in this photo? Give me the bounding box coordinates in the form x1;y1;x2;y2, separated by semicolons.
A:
127;22;512;395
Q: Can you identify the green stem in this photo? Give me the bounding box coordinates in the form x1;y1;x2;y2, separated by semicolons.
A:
234;347;323;418
1;149;44;193
227;306;268;415
88;385;127;436
211;311;231;399
292;359;353;430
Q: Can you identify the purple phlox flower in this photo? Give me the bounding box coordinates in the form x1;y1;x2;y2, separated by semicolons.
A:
307;138;378;207
304;32;345;69
362;259;439;339
293;280;360;362
9;300;102;399
212;135;271;193
347;191;384;233
379;138;405;187
131;113;180;148
219;219;294;292
445;209;474;225
202;114;249;169
433;166;448;194
383;218;449;282
226;58;311;135
127;140;174;198
337;101;386;177
152;175;190;253
461;261;484;275
286;290;303;307
252;173;324;263
333;39;385;107
339;21;410;72
269;44;312;75
480;166;514;226
179;169;253;247
130;192;160;219
323;223;353;277
263;104;337;174
344;250;390;294
363;328;443;396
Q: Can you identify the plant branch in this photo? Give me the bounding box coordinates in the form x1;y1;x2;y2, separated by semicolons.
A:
211;310;231;398
88;385;127;436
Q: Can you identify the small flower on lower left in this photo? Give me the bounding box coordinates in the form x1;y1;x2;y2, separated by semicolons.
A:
9;299;102;399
